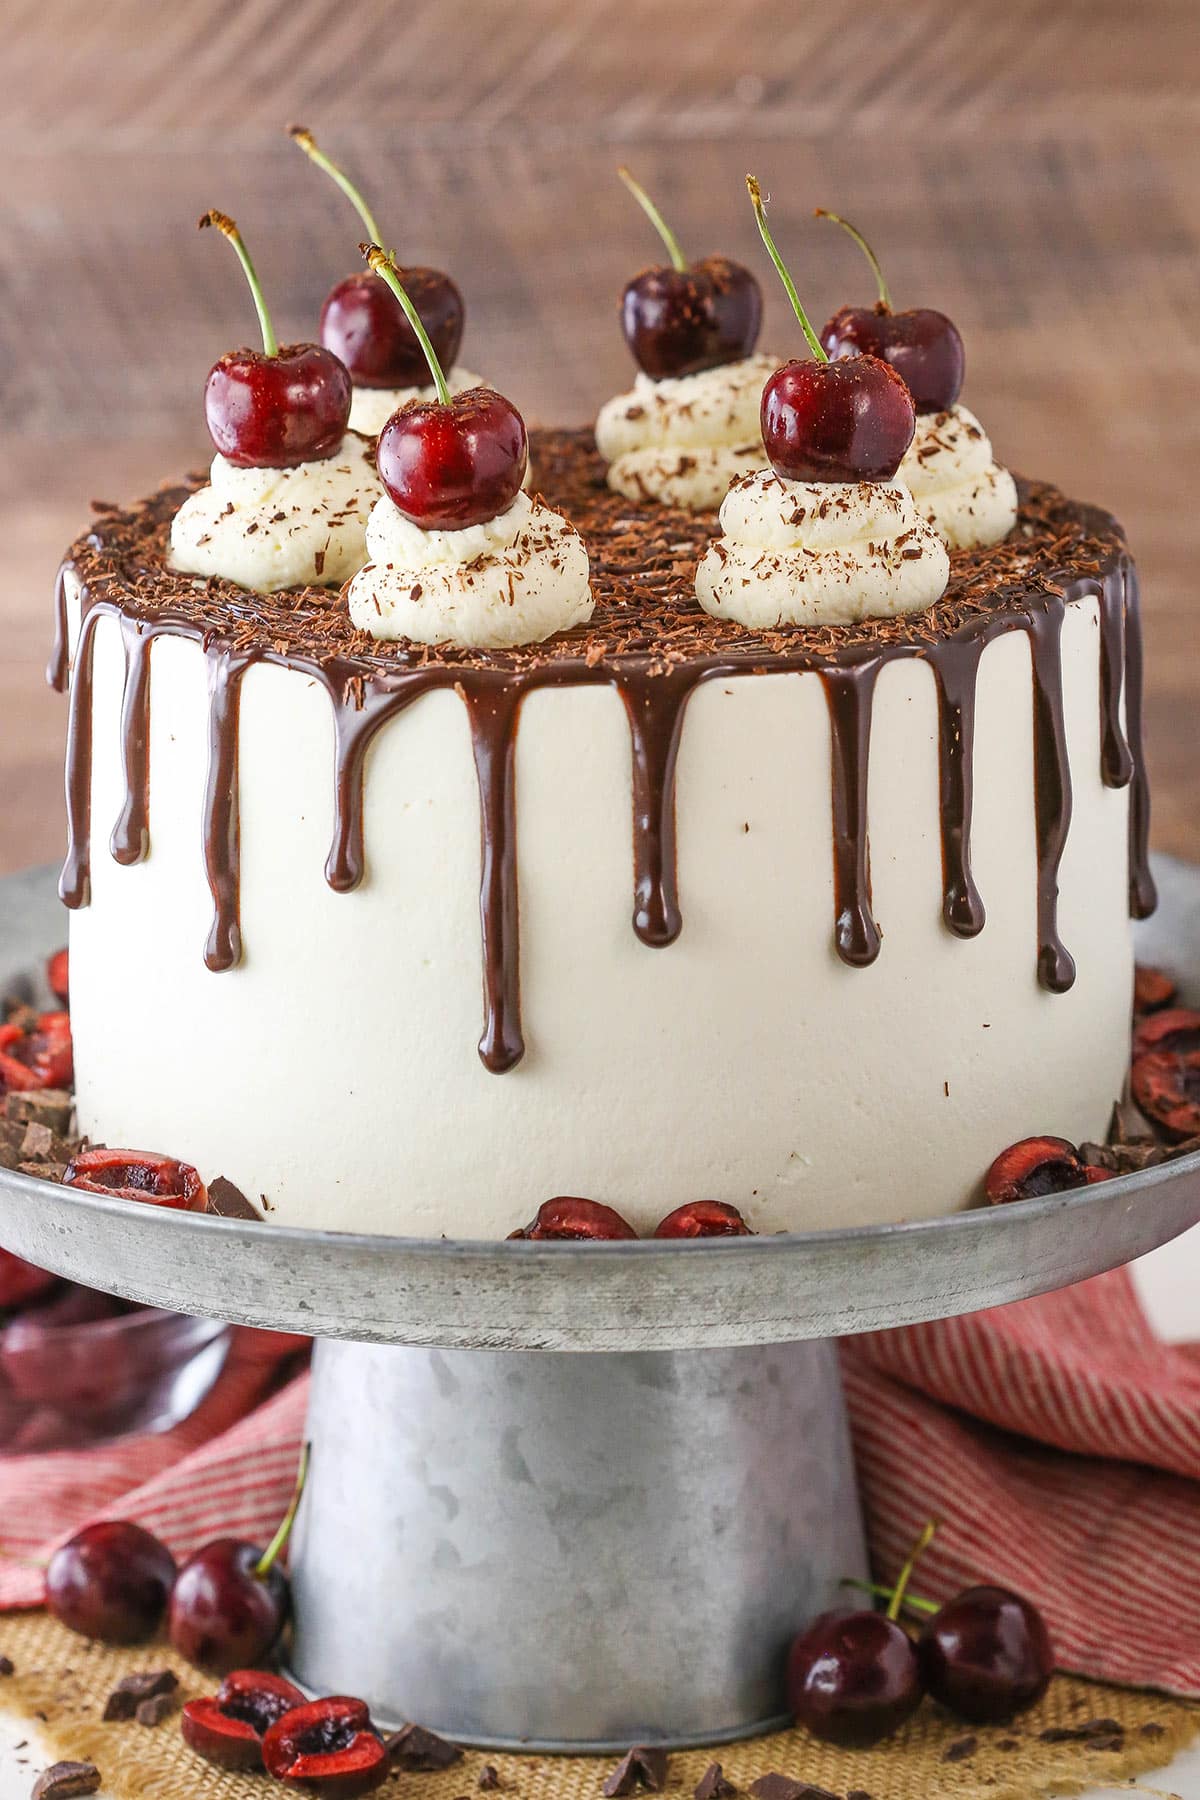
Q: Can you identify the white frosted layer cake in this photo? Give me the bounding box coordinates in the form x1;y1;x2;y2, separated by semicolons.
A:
50;431;1153;1237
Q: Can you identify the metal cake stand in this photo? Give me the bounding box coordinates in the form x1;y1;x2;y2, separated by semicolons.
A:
0;859;1197;1750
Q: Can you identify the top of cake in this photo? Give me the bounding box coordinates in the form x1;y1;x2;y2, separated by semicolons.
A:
65;430;1123;684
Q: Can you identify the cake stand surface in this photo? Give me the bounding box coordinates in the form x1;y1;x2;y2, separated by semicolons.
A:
1;857;1197;1748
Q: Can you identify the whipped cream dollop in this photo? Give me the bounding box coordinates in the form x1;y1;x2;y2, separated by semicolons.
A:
899;404;1017;550
594;353;777;511
695;469;950;629
348;366;484;436
348;489;593;648
170;435;380;593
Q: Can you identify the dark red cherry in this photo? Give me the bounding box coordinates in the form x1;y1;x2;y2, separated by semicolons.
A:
0;1250;59;1311
321;270;464;391
1132;1006;1200;1058
1133;964;1177;1015
510;1198;638;1241
1131;1049;1200;1141
0;1009;73;1091
761;355;914;483
616;168;760;379
786;1610;922;1747
199;211;351;469
262;1696;389;1797
653;1201;752;1238
45;1521;177;1643
63;1148;208;1212
815;210;964;414
182;1670;308;1772
46;947;69;1006
168;1538;289;1675
918;1586;1053;1724
376;389;527;529
983;1136;1090;1205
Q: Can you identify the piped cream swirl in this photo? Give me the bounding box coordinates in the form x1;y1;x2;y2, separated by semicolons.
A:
695;469;949;628
900;405;1017;550
594;354;778;511
169;435;381;593
348;366;484;436
347;489;593;648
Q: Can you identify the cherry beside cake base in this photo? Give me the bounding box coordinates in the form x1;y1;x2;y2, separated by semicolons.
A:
286;1337;866;1748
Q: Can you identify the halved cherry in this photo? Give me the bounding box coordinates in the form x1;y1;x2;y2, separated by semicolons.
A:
984;1137;1092;1205
262;1697;388;1797
0;1011;72;1092
63;1150;208;1212
1134;965;1176;1015
1131;1050;1200;1142
508;1197;638;1241
46;949;69;1007
1133;1008;1200;1058
182;1671;307;1773
653;1201;752;1238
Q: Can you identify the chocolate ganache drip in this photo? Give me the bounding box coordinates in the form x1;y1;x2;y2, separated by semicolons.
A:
50;435;1155;1076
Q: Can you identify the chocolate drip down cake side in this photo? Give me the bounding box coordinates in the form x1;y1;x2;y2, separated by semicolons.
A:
46;180;1155;1239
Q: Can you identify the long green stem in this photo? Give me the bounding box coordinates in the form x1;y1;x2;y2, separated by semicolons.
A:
361;244;451;404
617;167;688;273
887;1519;938;1623
840;1577;938;1617
289;126;385;248
745;177;826;362
255;1441;310;1579
199;211;278;359
815;209;893;310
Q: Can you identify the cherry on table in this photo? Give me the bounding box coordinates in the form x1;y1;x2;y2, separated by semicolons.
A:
509;1198;638;1241
745;178;914;483
918;1585;1054;1723
168;1444;308;1674
653;1201;752;1238
63;1149;208;1212
787;1609;922;1747
289;127;465;390
199;211;351;468
364;245;526;529
616;166;761;380
262;1695;389;1797
182;1669;308;1772
45;1520;177;1643
0;1251;59;1311
815;210;964;415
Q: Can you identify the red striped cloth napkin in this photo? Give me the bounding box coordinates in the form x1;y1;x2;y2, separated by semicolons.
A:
0;1270;1195;1696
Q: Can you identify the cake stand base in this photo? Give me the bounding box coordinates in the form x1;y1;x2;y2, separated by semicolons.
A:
286;1336;867;1750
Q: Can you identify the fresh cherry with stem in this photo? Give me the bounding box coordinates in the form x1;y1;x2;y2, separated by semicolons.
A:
617;166;762;380
816;210;965;414
168;1443;309;1674
364;245;527;530
786;1520;935;1747
290;126;464;391
45;1520;178;1644
745;178;915;483
199;211;351;469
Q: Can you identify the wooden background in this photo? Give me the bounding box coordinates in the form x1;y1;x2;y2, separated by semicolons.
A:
3;0;1199;872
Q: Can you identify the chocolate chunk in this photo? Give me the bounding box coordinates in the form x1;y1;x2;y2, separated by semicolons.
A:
4;1092;73;1134
0;1655;14;1675
694;1764;736;1800
748;1779;840;1800
996;1738;1019;1752
1039;1716;1124;1748
386;1724;464;1771
136;1693;177;1727
603;1747;669;1797
207;1176;263;1220
17;1162;67;1183
943;1735;978;1762
102;1669;178;1720
1140;1721;1167;1738
20;1122;58;1160
32;1764;101;1800
478;1767;502;1790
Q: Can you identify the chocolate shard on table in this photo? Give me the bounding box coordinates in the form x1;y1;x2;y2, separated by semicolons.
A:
102;1668;179;1721
694;1762;736;1800
31;1764;102;1800
385;1723;464;1771
601;1746;669;1796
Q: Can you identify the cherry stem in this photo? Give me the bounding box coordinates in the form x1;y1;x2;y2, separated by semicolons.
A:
199;212;278;360
815;209;893;311
0;1545;48;1572
255;1440;310;1580
745;177;826;362
617;167;687;274
887;1518;938;1623
361;244;451;406
840;1577;938;1617
289;126;385;249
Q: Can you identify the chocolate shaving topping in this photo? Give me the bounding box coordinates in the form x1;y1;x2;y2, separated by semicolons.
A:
31;1765;101;1800
942;1735;978;1762
602;1747;669;1796
694;1764;736;1800
206;1176;263;1220
385;1724;464;1771
478;1766;502;1790
102;1669;178;1720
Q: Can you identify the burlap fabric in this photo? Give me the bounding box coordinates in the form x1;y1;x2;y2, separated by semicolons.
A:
0;1613;1194;1800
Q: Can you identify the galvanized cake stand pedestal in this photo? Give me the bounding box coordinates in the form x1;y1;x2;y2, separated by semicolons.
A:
0;860;1198;1751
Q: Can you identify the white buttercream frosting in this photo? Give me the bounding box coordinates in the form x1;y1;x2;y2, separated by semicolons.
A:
347;366;484;436
900;404;1018;550
169;435;380;593
348;488;593;648
594;354;777;510
695;469;950;628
